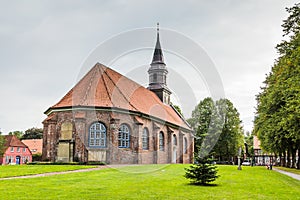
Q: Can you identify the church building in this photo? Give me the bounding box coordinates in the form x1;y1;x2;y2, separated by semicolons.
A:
42;26;194;164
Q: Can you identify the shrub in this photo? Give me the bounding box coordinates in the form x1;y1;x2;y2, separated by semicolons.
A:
185;156;219;185
32;153;42;162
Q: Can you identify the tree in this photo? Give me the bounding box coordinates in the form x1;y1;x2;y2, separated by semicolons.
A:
184;155;219;185
8;131;24;139
0;131;5;156
187;97;216;155
254;3;300;168
188;98;244;162
171;104;184;116
22;128;43;139
212;99;244;163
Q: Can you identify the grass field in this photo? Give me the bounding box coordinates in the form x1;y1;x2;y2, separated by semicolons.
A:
0;165;95;178
0;164;299;199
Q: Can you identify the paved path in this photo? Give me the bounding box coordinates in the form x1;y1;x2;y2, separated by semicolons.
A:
0;165;108;181
273;168;300;181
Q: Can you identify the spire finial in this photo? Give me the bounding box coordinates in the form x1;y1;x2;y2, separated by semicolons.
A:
151;22;164;65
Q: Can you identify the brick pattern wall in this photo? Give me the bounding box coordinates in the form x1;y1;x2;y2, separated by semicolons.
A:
42;109;194;164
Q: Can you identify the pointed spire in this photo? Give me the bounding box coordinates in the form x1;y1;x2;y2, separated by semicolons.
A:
151;22;165;64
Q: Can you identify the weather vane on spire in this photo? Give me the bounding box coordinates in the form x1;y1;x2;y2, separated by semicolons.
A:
157;22;159;33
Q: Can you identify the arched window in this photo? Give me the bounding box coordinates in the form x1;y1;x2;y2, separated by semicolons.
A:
119;124;130;148
173;134;177;146
142;128;149;150
159;132;164;151
89;122;106;148
184;137;188;154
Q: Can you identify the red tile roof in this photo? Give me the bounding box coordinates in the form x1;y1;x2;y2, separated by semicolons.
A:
21;139;43;154
4;135;27;148
47;63;191;130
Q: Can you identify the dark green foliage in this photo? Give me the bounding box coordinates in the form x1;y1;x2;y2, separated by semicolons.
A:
187;97;218;155
171;104;184;116
213;99;244;162
185;156;219;185
254;3;300;168
32;153;42;162
0;132;5;156
282;3;300;37
22;127;43;139
8;130;24;139
188;97;244;162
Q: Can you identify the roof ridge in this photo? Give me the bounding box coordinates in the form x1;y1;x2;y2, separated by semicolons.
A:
4;135;28;147
98;65;114;107
102;67;139;111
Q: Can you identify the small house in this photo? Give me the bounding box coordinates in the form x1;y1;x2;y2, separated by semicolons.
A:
0;135;32;165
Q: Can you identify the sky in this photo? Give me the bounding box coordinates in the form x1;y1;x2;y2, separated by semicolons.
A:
0;0;298;134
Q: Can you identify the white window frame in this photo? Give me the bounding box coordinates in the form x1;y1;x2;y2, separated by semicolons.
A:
118;124;130;148
89;122;107;148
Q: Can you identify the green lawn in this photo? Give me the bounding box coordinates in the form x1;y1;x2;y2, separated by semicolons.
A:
0;164;299;199
0;165;95;178
275;166;300;175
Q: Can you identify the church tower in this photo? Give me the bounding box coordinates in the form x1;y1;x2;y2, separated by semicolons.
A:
148;23;172;104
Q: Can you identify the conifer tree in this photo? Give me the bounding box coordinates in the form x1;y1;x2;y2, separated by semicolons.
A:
184;151;219;185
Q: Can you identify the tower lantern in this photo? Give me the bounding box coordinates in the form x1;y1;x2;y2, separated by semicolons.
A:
148;23;171;104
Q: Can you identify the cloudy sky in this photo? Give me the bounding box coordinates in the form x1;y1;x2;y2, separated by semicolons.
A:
0;0;298;134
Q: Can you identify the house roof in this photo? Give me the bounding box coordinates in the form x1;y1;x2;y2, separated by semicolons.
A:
46;63;191;130
21;139;43;154
4;135;28;148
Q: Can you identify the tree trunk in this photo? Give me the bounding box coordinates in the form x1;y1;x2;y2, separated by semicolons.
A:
287;148;291;168
282;152;286;167
291;148;296;168
297;149;300;169
226;145;230;163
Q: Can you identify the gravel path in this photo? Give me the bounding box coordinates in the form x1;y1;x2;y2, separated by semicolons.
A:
0;165;108;181
273;168;300;181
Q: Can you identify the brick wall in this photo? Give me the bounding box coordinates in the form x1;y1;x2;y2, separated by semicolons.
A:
42;108;194;164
